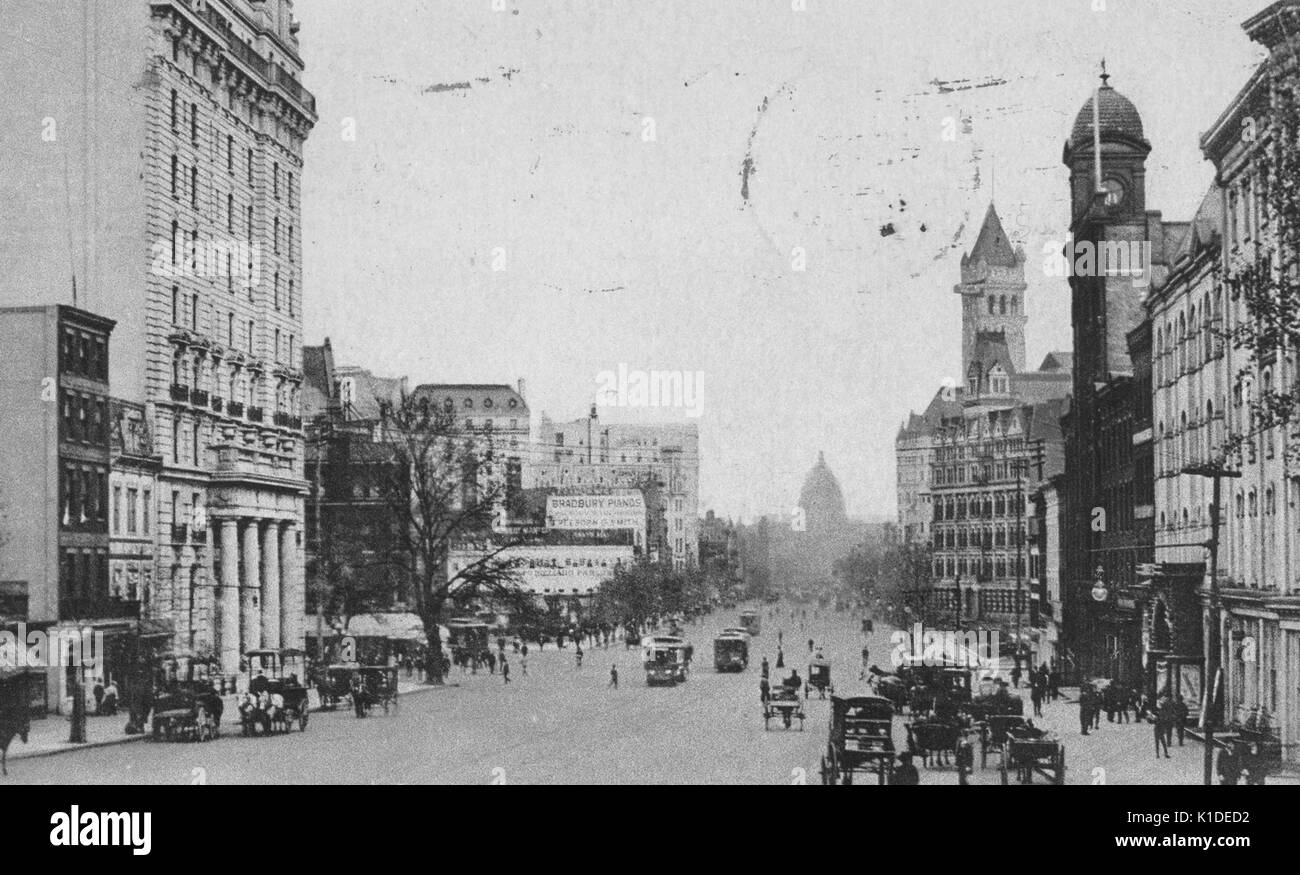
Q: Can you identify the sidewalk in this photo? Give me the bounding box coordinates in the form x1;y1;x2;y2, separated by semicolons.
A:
8;677;456;763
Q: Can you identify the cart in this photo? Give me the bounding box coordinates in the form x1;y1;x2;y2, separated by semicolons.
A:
239;649;311;736
1000;730;1066;785
763;687;806;730
312;664;358;710
806;659;833;699
820;696;895;785
152;683;224;742
351;666;400;716
978;714;1030;770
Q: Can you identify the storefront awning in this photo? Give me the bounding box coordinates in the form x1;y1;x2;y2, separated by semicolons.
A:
343;613;427;643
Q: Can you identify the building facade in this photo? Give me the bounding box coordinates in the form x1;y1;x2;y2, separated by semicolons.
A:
529;414;699;568
0;1;319;674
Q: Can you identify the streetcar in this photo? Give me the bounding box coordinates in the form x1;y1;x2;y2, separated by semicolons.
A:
738;609;761;637
644;636;689;685
713;633;749;672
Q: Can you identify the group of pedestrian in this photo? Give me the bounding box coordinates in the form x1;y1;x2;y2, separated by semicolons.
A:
1151;693;1189;758
1027;664;1054;717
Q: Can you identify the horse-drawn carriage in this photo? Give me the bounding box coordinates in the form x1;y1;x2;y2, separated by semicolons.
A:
978;714;1064;784
965;687;1025;723
764;685;806;730
350;666;400;717
806;659;833;699
150;652;224;743
904;666;972;715
0;670;36;776
312;663;358;709
238;649;311;736
820;696;895;785
905;715;972;769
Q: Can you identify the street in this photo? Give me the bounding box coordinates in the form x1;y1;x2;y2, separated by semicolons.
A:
6;606;1201;785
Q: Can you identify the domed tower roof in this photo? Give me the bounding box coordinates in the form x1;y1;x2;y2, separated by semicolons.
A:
798;451;847;530
1068;74;1148;150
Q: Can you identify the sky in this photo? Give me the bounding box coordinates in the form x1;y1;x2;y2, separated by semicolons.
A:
294;0;1270;522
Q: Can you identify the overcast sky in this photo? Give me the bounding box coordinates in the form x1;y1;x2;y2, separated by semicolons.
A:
295;0;1268;522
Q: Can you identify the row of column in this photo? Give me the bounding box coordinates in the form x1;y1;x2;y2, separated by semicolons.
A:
218;518;297;675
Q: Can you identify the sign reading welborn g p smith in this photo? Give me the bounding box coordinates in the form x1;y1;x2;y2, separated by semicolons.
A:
545;494;647;530
0;624;103;670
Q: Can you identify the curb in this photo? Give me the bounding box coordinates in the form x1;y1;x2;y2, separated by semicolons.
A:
9;729;149;762
11;682;462;762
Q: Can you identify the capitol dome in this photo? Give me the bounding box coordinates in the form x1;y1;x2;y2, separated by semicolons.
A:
798;451;847;531
1068;76;1148;150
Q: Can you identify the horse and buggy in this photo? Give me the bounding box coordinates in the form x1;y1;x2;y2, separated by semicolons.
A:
820;696;896;785
238;649;311;736
349;666;400;717
146;651;223;743
805;658;833;699
0;670;36;776
764;683;806;730
977;714;1065;784
312;663;359;710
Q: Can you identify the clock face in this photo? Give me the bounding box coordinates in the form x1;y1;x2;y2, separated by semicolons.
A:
1102;178;1126;207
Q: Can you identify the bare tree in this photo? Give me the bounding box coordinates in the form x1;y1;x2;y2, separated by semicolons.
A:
376;391;533;682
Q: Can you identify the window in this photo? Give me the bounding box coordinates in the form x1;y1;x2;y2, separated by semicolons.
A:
288;279;294;316
172;286;180;324
987;296;995;315
191;294;199;332
190;103;199;146
143;489;151;535
273;217;279;254
273;163;280;200
171;220;179;265
227;312;234;346
113;486;122;534
191;166;199;210
248;148;254;185
171;155;178;198
227;135;234;174
227;194;235;234
247;205;254;242
274;271;280;310
247;320;255;354
126;487;138;534
170;90;178;131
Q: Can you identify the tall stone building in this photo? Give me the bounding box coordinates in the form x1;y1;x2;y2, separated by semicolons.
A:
1057;72;1192;685
956;204;1029;374
0;1;318;673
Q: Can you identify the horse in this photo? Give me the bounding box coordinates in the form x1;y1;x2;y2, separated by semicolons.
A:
1;708;32;777
906;718;967;768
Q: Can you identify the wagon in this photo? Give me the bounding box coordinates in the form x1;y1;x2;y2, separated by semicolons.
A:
905;717;970;769
152;683;224;742
978;714;1030;771
312;664;358;710
763;686;805;730
806;659;833;699
351;666;400;717
1001;733;1065;785
820;695;895;785
239;649;311;736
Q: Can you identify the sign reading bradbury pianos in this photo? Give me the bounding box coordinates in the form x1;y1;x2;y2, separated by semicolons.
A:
545;493;646;530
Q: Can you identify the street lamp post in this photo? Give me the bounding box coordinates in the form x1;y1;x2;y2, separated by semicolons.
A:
1184;461;1240;786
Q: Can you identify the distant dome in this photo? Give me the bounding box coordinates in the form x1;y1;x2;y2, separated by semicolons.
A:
798;451;847;531
1069;79;1147;150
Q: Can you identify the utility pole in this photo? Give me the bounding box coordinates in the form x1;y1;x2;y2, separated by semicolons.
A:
1184;461;1240;786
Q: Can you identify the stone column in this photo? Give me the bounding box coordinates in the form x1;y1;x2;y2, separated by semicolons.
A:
242;520;262;653
262;522;281;650
280;524;300;648
220;520;241;675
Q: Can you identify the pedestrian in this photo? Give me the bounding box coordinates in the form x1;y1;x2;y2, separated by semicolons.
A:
487;650;497;674
1049;666;1061;701
1030;680;1044;718
521;653;528;676
501;657;511;684
1079;683;1094;736
1173;694;1189;746
1010;663;1022;689
859;645;870;680
777;630;783;646
759;676;770;704
760;657;770;680
609;665;619;689
807;638;814;654
1154;694;1172;758
576;644;584;668
776;647;785;669
1116;686;1131;724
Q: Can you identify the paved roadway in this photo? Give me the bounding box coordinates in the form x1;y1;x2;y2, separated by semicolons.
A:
4;604;1200;785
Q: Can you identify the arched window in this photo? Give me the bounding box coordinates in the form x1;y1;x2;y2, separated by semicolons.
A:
1188;305;1197;369
1202;294;1213;362
1180;411;1188;467
1178;312;1187;374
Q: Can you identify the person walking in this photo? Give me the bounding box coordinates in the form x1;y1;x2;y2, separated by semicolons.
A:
776;647;785;669
759;676;770;705
1079;683;1094;736
760;657;770;680
1010;663;1022;689
501;657;511;684
1173;695;1189;746
1030;677;1044;718
1154;694;1172;758
575;644;584;668
807;638;814;655
609;665;619;688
